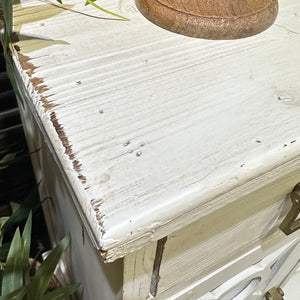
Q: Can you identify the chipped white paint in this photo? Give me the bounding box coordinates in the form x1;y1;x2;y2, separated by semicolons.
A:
11;0;300;263
18;100;123;299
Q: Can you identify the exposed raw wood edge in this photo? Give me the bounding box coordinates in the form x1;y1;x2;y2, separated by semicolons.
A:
90;199;105;236
9;0;300;264
12;40;300;263
16;52;57;112
149;237;168;297
50;111;87;184
10;46;102;257
103;155;300;262
10;44;88;185
11;39;57;112
10;43;109;256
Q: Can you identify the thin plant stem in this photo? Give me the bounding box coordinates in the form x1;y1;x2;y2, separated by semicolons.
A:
85;0;129;21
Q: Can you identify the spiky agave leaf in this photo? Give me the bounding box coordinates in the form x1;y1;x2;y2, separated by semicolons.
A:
41;283;80;300
26;234;70;300
1;228;23;295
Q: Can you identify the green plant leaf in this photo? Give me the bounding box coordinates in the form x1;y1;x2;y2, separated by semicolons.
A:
84;0;96;5
0;216;9;245
21;212;32;286
0;243;11;262
1;228;23;295
0;217;9;232
0;153;16;170
0;269;3;294
21;213;32;263
10;203;20;214
3;188;39;233
85;0;129;20
0;286;27;300
0;151;28;169
57;0;129;20
1;0;13;48
41;284;80;300
26;234;70;300
1;0;23;104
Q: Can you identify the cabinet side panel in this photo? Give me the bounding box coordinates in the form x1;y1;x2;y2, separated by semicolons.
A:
20;99;123;300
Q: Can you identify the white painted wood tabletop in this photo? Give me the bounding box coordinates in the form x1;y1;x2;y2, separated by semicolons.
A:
12;0;300;261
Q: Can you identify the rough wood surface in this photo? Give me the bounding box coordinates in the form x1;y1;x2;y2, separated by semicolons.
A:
11;0;300;262
155;169;300;298
136;0;279;39
123;242;156;300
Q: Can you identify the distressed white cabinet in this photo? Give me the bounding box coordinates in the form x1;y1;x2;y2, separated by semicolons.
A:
8;0;300;299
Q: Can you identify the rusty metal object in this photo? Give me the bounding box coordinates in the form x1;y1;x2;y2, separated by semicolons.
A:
280;183;300;235
265;287;284;300
136;0;278;39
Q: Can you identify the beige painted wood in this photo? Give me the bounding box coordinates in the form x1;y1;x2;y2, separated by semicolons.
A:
122;228;300;299
11;0;300;262
151;231;300;299
154;169;300;298
282;261;300;299
123;242;157;300
121;168;300;299
263;242;300;296
136;0;278;39
198;239;300;299
12;1;300;299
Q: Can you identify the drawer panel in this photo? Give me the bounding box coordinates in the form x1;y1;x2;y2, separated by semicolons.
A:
154;173;300;299
197;239;300;300
123;172;300;300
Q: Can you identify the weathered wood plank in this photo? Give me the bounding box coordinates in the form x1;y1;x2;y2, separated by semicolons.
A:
11;0;300;261
123;241;156;300
155;168;300;298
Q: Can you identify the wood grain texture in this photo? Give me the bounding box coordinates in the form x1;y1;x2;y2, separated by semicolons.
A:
136;0;279;39
123;242;156;300
155;169;300;298
11;0;300;261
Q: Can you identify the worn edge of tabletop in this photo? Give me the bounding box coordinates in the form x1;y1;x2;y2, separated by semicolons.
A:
10;0;300;261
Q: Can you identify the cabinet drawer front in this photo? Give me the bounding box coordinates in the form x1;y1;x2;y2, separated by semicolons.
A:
197;239;300;300
154;174;299;299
